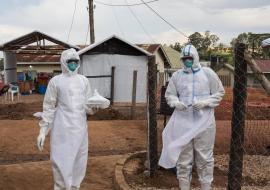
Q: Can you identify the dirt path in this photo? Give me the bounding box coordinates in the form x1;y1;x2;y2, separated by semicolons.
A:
0;155;123;190
1;120;269;164
0;120;269;189
0;120;147;164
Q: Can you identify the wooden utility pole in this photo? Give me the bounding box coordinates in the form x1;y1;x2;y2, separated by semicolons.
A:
88;0;95;44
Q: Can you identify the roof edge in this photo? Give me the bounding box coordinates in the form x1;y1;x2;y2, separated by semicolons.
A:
78;35;152;56
0;30;80;51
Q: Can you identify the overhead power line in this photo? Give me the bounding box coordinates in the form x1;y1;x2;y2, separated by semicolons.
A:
140;0;189;39
94;0;159;7
67;0;78;42
111;1;126;38
124;0;155;43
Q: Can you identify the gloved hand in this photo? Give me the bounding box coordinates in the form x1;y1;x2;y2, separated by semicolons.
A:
84;105;100;115
193;100;209;111
91;106;100;114
37;126;48;151
170;101;187;111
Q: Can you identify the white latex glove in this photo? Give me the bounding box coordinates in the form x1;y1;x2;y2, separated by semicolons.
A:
37;126;48;151
92;107;100;113
84;105;100;115
86;89;110;109
170;101;187;111
193;100;209;111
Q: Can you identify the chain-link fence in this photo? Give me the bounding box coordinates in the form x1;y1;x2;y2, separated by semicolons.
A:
147;43;270;189
226;43;269;189
205;43;270;189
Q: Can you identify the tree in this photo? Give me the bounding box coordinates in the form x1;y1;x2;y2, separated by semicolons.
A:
169;42;183;52
217;43;226;49
230;32;252;47
188;32;203;51
231;32;270;58
188;31;219;53
187;31;220;60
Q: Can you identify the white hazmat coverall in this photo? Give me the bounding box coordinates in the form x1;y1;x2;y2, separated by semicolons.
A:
159;45;224;190
38;48;94;190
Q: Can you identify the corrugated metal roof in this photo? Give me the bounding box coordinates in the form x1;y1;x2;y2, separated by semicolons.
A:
78;35;152;56
0;30;79;51
253;59;270;73
136;44;161;54
162;46;182;69
16;45;63;63
16;54;60;63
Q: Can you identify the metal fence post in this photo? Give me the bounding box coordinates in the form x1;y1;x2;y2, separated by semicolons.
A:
131;70;137;119
110;66;115;105
147;55;158;176
228;43;247;190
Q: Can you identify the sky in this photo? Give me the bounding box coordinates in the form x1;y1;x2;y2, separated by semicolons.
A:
0;0;270;58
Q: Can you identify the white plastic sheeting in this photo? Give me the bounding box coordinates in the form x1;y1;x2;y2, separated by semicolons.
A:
87;89;110;109
80;54;148;103
262;38;270;47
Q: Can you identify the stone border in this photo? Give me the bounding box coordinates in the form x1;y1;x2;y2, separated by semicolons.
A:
113;151;146;190
113;151;270;190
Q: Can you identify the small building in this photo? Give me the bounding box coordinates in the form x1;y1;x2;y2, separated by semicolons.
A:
247;59;270;87
0;31;79;94
216;63;235;87
162;46;182;69
78;35;152;105
137;44;171;87
162;46;182;82
0;31;79;83
215;59;270;88
16;46;62;73
16;46;62;80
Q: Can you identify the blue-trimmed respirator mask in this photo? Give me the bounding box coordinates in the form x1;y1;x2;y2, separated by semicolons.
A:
182;57;194;68
67;59;79;72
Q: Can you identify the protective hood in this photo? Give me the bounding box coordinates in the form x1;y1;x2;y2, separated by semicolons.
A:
60;48;80;75
181;44;201;72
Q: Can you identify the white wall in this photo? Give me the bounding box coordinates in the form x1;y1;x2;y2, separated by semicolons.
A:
155;52;165;73
80;54;148;103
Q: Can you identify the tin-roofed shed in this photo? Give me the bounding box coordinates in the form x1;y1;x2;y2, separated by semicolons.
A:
0;31;79;83
78;35;152;105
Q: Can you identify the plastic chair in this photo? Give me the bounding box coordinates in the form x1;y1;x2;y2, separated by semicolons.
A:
7;84;20;102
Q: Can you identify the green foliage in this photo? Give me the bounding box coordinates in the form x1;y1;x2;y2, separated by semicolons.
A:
188;32;203;50
188;31;219;53
187;31;220;61
169;42;183;52
231;32;270;59
211;52;234;65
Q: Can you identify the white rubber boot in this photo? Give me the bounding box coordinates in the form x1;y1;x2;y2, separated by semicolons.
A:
179;180;191;190
201;183;211;190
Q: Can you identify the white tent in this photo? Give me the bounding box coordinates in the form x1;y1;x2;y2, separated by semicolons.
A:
78;35;152;104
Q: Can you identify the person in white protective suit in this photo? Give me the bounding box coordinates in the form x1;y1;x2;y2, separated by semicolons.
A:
159;44;225;190
37;48;103;190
